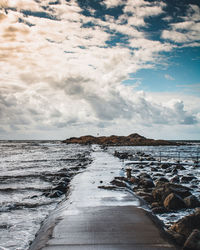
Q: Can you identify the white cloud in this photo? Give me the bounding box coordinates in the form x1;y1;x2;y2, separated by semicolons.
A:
164;74;174;81
103;0;125;8
0;0;199;139
161;4;200;46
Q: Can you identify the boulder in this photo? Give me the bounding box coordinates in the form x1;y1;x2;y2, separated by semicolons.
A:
157;177;169;183
151;202;162;208
139;178;155;188
48;190;63;198
183;229;200;250
110;179;127;187
175;165;186;170
139;194;154;203
170;210;200;238
152;206;168;214
163;193;186;210
181;176;197;183
152;182;191;202
160;163;171;169
171;176;179;183
184;195;200;208
129;177;139;184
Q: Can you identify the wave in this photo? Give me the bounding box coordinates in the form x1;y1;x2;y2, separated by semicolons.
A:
0;201;56;212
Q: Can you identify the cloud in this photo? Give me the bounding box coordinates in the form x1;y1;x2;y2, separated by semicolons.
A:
161;4;200;46
164;74;174;80
0;0;199;139
103;0;125;8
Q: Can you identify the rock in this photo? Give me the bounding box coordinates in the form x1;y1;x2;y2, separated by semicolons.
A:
98;185;116;190
152;206;168;214
140;194;154;203
151;167;158;172
160;163;171;169
170;210;200;238
53;182;68;193
184;195;200;208
157;177;169;183
129;177;139;184
166;229;186;246
175;165;186;170
138;173;151;179
110;179;127;187
172;168;178;174
48;190;63;198
181;176;197;183
115;176;127;181
183;229;200;250
151;202;162;208
139;178;155;188
152;182;191;202
163;193;186;210
171;176;179;183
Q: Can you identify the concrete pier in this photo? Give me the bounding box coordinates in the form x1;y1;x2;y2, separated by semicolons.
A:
30;146;176;250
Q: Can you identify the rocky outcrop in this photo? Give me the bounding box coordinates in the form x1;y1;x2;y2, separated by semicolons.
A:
63;133;177;146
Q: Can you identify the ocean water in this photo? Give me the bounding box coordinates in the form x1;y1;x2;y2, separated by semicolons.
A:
0;141;91;250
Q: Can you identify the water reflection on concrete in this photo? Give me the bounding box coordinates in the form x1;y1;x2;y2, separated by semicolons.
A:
60;146;140;216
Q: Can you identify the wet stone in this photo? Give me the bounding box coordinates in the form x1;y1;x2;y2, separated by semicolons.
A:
184;195;200;209
163;193;186;210
183;229;200;250
152;206;168;214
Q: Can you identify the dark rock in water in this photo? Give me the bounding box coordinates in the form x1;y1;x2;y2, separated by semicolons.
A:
152;182;191;202
98;185;116;190
129;177;139;184
138;173;151;179
110;179;126;188
171;176;180;183
170;209;200;239
172;168;178;174
139;178;155;188
164;193;186;210
183;229;200;250
157;177;169;183
151;202;162;208
175;165;186;171
152;206;168;214
139;194;154;203
160;163;171;169
181;176;197;183
151;167;158;172
48;190;63;198
53;182;68;194
184;195;200;208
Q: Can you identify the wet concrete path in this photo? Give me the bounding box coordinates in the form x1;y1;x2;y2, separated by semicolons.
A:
30;146;176;250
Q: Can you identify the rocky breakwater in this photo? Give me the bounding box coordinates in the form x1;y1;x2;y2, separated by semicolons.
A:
112;151;200;250
63;133;178;146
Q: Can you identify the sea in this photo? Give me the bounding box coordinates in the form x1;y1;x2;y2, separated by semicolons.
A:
0;140;200;250
0;141;91;250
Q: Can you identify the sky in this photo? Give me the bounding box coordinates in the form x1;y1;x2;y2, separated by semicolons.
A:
0;0;200;140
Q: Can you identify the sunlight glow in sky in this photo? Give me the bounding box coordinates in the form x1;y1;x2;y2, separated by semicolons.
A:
0;0;200;140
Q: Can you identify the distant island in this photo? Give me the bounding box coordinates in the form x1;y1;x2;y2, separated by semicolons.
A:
63;133;177;146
